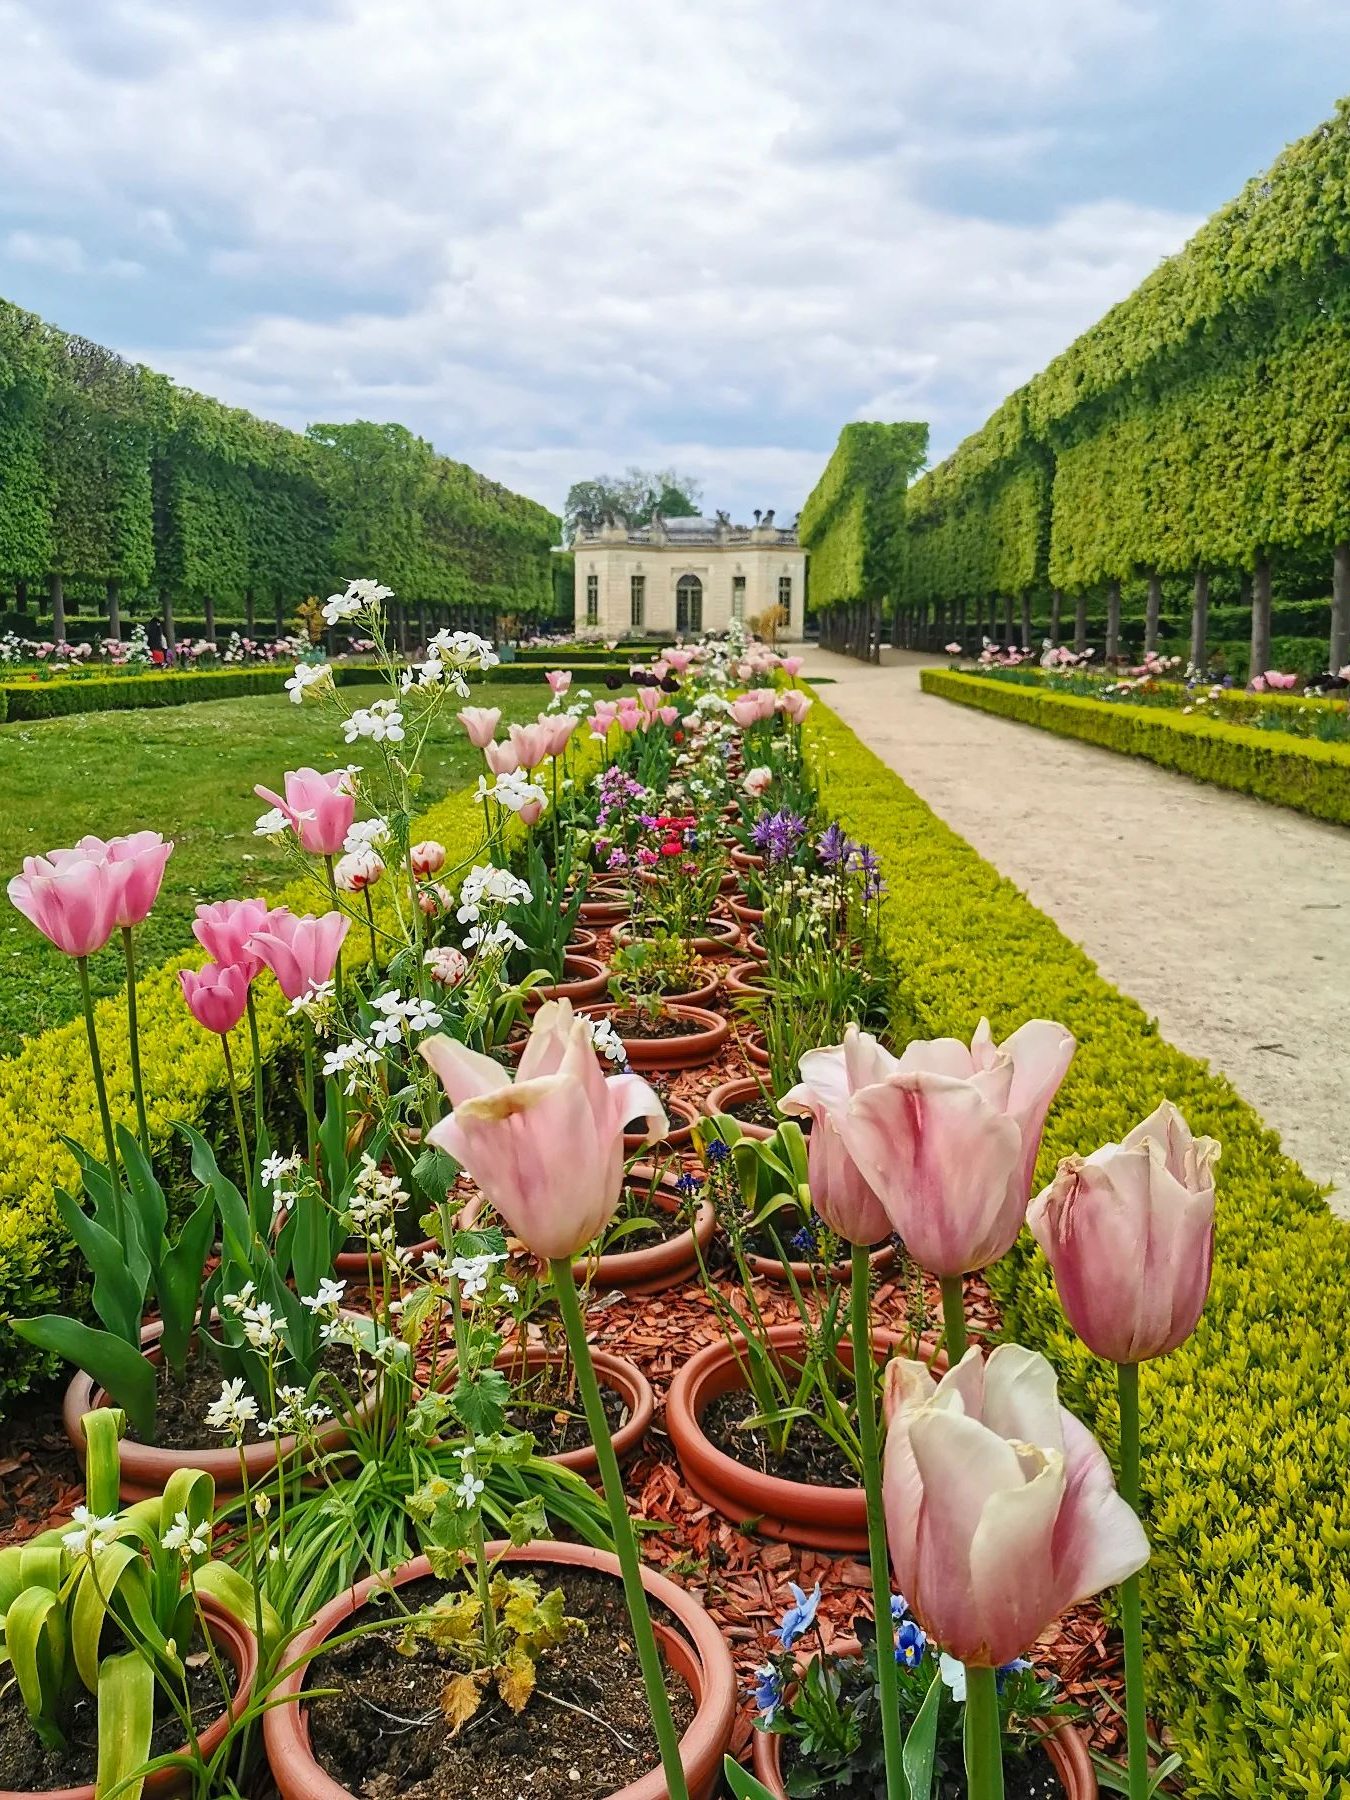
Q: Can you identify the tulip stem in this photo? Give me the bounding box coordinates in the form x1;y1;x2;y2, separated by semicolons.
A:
550;1257;690;1800
245;988;266;1148
301;1035;319;1167
119;928;151;1159
963;1665;1005;1799
76;955;120;1181
363;888;380;971
1117;1360;1149;1800
850;1243;905;1800
324;856;344;1001
940;1274;968;1363
220;1035;253;1215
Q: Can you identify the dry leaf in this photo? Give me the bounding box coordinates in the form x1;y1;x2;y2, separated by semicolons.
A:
440;1671;483;1734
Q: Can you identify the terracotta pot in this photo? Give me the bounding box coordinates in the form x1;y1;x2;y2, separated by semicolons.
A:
566;925;600;954
659;969;721;1009
723;959;768;999
745;1237;900;1287
0;1596;258;1800
666;1322;933;1551
730;847;765;873
748;1647;1096;1798
729;897;766;929
584;1002;730;1072
63;1317;376;1504
576;1166;716;1297
263;1541;738;1800
274;1201;437;1281
489;1344;654;1474
741;929;767;962
579;887;632;924
525;951;610;1007
717;870;739;894
742;1026;771;1070
692;914;742;956
702;1074;774;1141
623;1091;701;1152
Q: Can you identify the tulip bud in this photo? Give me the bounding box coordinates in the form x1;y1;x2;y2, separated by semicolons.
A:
410;840;447;878
1027;1101;1219;1364
334;849;385;892
179;961;250;1035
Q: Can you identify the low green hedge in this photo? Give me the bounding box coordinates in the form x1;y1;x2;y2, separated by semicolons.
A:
922;669;1350;825
802;695;1349;1798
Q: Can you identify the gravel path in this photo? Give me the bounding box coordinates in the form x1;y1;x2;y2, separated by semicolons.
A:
805;647;1350;1213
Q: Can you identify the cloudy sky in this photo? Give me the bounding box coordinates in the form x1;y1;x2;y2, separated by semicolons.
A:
1;2;1347;525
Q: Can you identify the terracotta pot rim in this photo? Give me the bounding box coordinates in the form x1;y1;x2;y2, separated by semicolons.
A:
728;897;766;927
745;1240;900;1286
525;951;611;1007
623;1091;702;1150
0;1595;258;1800
576;1164;717;1295
702;1074;775;1140
722;959;769;998
582;1002;731;1070
63;1315;375;1494
488;1343;655;1473
261;1541;738;1800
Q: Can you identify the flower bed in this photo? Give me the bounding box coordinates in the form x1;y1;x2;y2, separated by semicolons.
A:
922;668;1350;825
803;690;1349;1796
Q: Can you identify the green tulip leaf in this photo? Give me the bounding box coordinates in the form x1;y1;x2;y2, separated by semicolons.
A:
10;1318;156;1441
95;1648;155;1800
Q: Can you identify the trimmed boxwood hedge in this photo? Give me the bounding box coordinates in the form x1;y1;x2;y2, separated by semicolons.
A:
802;694;1350;1798
922;669;1350;826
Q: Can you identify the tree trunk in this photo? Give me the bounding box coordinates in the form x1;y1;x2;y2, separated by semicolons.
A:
1073;592;1087;653
162;590;176;654
50;573;66;642
203;594;217;645
1145;572;1161;654
245;588;256;635
1019;593;1032;651
1105;579;1121;662
274;593;286;636
418;602;428;650
107;579;121;641
1332;542;1350;674
959;597;967;644
1249;558;1272;684
15;580;27;614
1002;594;1014;645
1189;569;1209;670
1049;588;1061;646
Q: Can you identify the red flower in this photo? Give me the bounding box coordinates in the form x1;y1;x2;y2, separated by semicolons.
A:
660;840;683;857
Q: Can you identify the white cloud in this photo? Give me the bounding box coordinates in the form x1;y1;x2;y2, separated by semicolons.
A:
0;0;1318;519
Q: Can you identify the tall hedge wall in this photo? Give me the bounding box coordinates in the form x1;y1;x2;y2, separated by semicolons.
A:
0;297;559;621
799;421;929;612
894;100;1350;668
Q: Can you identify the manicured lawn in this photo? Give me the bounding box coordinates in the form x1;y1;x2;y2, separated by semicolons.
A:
0;680;548;1057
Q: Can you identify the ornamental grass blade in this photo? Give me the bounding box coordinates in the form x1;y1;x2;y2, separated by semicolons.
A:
722;1754;780;1800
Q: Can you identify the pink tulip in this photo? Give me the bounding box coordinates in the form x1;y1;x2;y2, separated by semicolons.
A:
508;720;554;770
650;658;670;680
421;998;667;1260
193;897;271;981
658;705;679;727
458;705;502;748
780;656;804;676
743;767;773;798
777;690;813;724
484;740;520;776
248;908;350;1001
1027;1101;1219;1363
410;840;447;878
665;650;693;673
8;848;120;958
586;712;612;742
729;689;775;728
544;670;572;695
104;831;174;927
1250;676;1267;693
780;1026;894;1245
178;961;250;1035
831;1019;1074;1275
543;713;579;758
518;798;546;827
636;687;661;716
883;1344;1148;1668
254;768;355;857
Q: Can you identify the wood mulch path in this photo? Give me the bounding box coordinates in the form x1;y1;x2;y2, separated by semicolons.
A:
0;937;1130;1771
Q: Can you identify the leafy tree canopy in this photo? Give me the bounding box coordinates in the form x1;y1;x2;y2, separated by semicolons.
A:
563;466;702;539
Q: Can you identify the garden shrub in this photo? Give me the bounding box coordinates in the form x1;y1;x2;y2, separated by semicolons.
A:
921;670;1350;825
802;694;1350;1799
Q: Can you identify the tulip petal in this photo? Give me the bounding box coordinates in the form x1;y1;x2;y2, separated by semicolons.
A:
420;1033;512;1106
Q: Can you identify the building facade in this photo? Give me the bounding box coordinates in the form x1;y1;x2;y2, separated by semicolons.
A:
568;509;805;640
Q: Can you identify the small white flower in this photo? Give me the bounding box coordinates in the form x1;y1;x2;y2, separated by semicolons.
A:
285;662;333;704
302;1277;347;1314
587;1015;627;1066
161;1509;210;1561
344;816;391;853
206;1378;260;1439
463;919;524;954
253;807;289;839
63;1505;120;1558
939;1654;967;1702
403;995;443;1032
454;1472;486;1508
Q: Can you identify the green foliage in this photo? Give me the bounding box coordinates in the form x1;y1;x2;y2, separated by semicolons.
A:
802;693;1350;1798
562;466;702;540
799;422;928;613
0;296;559;615
920;670;1350;824
890;101;1350;623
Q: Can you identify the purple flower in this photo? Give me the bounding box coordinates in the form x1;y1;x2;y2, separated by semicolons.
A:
815;822;852;867
775;1581;821;1649
755;809;808;864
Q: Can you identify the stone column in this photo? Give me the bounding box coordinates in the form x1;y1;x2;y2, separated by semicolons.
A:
244;588;256;635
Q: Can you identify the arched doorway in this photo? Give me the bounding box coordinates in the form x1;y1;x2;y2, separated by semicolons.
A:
676;573;703;634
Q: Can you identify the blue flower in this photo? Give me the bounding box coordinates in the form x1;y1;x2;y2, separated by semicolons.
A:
775;1581;822;1650
895;1620;927;1669
675;1171;704;1197
753;1663;783;1722
705;1138;731;1165
996;1656;1033;1693
890;1593;909;1622
790;1219;820;1259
